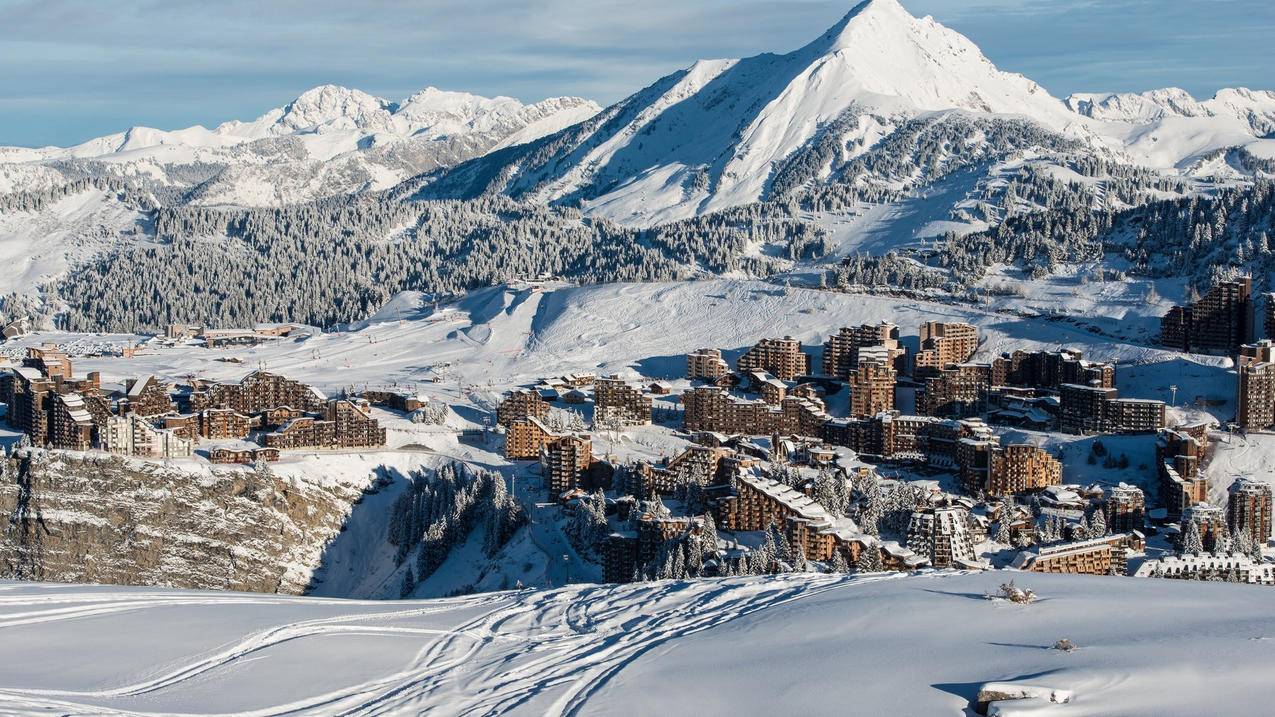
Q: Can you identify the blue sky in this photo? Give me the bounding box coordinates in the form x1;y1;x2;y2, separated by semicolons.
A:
1;0;1272;148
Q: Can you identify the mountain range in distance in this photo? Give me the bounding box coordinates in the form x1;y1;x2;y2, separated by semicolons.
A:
0;0;1273;326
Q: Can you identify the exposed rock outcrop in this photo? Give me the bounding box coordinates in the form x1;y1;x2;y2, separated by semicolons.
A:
0;450;366;594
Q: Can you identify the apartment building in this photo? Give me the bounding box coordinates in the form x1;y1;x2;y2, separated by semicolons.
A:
632;446;737;498
102;414;193;458
199;408;252;440
1059;383;1165;434
1180;502;1228;552
1227;477;1273;545
958;440;1062;497
914;322;978;377
1160;276;1253;355
121;375;175;417
919;363;990;418
1;349;104;447
847;348;897;418
208;446;281;464
1157;427;1210;519
736;337;809;381
1012;534;1132;576
906;505;978;568
603;531;640;583
362;389;429;413
189;370;326;415
542;433;593;494
1105;483;1146;534
718;473;860;564
496;388;550;428
1237;340;1275;430
505;416;557;460
682;386;827;438
991;349;1114;391
49;393;96;451
593;376;653;427
686;348;731;383
822;322;903;379
262;399;385;450
1138;553;1275;583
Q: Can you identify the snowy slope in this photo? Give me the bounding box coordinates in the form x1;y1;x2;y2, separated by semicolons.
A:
0;188;148;294
0;571;1271;715
0;85;599;207
418;0;1273;227
16;279;1214;408
421;0;1090;225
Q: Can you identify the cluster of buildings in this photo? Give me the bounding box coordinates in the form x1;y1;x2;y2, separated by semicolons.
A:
0;347;385;462
165;322;306;349
497;388;596;494
490;297;1275;587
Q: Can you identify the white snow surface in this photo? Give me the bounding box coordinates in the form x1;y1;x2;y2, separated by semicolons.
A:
0;85;599;206
10;279;1217;404
6;85;599;164
0;188;148;294
0;571;1271;715
436;0;1275;226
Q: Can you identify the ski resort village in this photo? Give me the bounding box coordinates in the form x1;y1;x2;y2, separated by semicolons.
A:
3;272;1274;592
4;0;1275;712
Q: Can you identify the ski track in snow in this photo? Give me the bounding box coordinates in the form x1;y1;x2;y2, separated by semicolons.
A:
0;574;876;716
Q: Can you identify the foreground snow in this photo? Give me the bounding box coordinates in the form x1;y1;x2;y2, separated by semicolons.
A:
0;572;1270;715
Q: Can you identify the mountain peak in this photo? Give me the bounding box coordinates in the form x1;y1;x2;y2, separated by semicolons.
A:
808;0;916;55
274;85;396;133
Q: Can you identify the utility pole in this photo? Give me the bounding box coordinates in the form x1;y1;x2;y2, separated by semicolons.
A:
1169;384;1178;407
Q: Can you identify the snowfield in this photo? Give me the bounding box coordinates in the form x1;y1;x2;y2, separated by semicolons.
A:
0;572;1271;716
4;278;1227;421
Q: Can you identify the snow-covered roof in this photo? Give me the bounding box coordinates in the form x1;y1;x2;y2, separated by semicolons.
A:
126;375;154;398
13;366;43;380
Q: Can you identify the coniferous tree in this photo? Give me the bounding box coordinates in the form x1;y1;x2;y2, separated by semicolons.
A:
399;567;416;599
857;544;884;573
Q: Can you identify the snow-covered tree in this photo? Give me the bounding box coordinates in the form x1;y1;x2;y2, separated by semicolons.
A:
856;545;884;573
1181;521;1205;556
1089;505;1108;537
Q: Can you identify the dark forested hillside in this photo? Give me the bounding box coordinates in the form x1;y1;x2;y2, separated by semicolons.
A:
56;195;824;332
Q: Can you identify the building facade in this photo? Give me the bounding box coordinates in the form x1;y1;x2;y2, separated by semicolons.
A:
686;348;731;383
593;376;653;427
1237;340;1275;430
1160;277;1253;355
1227;477;1273;545
542;433;593;494
736;337;809;381
914;322;978;377
496;388;550;428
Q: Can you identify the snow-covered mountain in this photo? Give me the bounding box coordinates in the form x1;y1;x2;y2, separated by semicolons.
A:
417;0;1275;226
1067;87;1275;134
0;85;599;205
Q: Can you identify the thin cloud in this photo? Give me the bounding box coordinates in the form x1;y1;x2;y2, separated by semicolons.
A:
0;0;1271;147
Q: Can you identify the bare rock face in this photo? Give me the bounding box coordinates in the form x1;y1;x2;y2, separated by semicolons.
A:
0;450;366;594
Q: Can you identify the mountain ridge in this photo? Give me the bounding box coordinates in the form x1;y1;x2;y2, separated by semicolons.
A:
408;0;1274;226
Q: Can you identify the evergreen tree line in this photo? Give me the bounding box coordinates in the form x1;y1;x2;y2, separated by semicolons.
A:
838;179;1275;292
54;193;824;332
784;114;1082;212
385;462;526;593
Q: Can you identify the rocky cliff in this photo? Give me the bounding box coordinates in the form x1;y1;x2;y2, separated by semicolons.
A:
0;449;369;594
